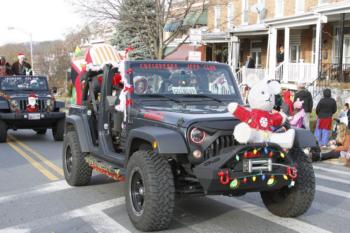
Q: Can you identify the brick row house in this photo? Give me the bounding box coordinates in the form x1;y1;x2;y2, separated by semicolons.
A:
199;0;350;86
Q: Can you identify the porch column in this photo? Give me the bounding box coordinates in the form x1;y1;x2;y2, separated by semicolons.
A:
338;13;345;81
315;16;322;81
228;39;232;68
284;27;290;83
268;27;277;79
230;36;240;72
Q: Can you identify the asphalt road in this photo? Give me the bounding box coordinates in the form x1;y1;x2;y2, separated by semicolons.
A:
1;129;350;233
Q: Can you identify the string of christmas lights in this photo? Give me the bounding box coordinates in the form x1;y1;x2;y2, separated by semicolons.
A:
218;146;297;190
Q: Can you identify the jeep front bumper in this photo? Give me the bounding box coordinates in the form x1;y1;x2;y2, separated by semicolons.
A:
193;144;297;195
0;112;65;128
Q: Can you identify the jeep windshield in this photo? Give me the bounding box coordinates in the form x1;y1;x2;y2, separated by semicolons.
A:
130;62;241;103
0;76;48;91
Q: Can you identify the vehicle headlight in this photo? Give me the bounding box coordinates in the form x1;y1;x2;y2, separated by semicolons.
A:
10;100;18;111
189;128;206;144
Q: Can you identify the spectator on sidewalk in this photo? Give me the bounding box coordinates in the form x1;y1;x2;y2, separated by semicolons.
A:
312;122;350;163
294;83;313;129
332;103;350;136
0;56;12;75
315;88;337;147
289;98;305;128
245;55;255;69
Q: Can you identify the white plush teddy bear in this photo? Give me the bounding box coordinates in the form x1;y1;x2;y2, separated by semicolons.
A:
228;80;295;149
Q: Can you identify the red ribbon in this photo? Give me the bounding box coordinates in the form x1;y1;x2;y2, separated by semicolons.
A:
126;99;133;107
112;73;122;86
123;86;134;93
125;46;134;55
126;68;133;75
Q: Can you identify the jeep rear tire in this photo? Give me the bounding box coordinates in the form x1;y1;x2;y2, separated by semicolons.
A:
125;150;175;231
0;120;7;143
63;131;92;186
35;129;47;135
52;119;64;141
260;148;315;217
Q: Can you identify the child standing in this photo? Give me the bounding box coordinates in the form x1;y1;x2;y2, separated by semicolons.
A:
289;98;305;128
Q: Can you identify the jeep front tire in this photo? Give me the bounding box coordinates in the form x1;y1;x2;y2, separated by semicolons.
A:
52;119;64;141
63;131;92;186
260;148;315;217
0;120;8;143
125;150;175;231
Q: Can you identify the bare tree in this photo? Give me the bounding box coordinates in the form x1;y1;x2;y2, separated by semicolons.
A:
71;0;208;59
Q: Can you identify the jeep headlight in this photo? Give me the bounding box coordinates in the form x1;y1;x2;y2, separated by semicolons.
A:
10;100;18;111
189;128;206;144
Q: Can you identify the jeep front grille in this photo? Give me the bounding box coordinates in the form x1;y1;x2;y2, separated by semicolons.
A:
203;135;235;159
19;99;46;112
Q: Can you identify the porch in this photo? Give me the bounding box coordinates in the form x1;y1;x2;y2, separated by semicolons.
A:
231;3;350;94
235;62;317;86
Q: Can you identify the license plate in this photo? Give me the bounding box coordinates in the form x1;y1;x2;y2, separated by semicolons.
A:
28;113;41;120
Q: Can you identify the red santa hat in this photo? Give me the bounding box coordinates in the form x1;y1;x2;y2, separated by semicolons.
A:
17;53;25;58
28;93;37;98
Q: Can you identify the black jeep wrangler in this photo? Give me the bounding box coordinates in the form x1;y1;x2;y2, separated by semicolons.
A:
63;61;316;232
0;75;65;142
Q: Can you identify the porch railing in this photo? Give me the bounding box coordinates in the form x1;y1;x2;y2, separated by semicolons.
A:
283;63;318;84
321;63;350;82
235;67;266;85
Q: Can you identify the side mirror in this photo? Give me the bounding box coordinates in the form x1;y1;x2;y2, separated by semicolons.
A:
52;87;57;94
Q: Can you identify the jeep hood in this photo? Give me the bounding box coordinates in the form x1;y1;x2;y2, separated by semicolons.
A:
141;105;238;128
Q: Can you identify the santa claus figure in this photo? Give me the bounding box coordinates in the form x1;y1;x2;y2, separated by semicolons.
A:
26;93;39;113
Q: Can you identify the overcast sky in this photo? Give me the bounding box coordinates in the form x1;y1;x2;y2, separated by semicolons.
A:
0;0;84;46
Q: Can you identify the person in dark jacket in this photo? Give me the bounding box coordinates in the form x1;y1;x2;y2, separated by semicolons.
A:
11;53;32;75
245;55;255;68
314;88;337;147
277;45;284;64
0;56;12;75
294;83;313;129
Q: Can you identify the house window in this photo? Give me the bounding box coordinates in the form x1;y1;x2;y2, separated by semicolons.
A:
333;27;350;64
290;44;300;63
251;40;262;68
275;0;284;18
227;3;234;29
319;0;330;4
214;6;221;30
257;0;266;23
295;0;304;14
242;0;249;25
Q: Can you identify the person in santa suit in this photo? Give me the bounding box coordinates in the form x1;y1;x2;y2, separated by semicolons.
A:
12;53;32;75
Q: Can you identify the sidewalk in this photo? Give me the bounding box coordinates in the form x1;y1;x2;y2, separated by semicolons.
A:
320;147;350;167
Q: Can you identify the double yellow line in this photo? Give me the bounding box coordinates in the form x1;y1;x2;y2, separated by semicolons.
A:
7;135;64;181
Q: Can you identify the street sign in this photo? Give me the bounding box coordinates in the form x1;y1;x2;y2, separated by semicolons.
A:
188;51;201;61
